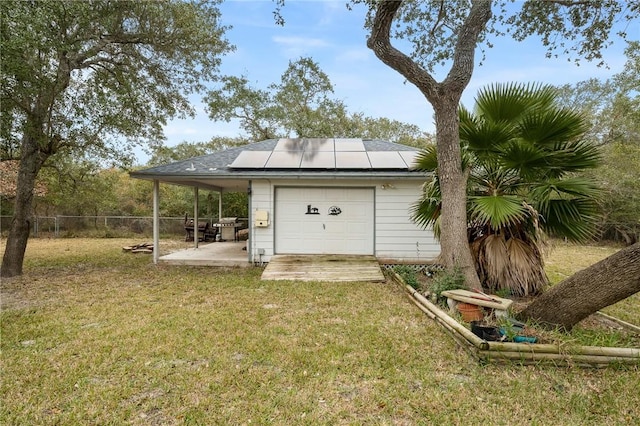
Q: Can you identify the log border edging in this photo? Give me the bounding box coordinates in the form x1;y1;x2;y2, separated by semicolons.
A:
391;272;640;368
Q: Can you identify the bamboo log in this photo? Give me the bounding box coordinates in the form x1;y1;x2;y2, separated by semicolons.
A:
393;272;489;350
445;326;482;360
406;292;480;358
478;358;618;368
487;341;640;358
479;350;640;365
595;311;640;334
405;284;489;349
406;292;463;340
391;272;640;367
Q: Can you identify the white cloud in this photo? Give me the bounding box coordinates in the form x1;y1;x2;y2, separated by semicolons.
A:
272;35;331;57
272;35;330;49
334;47;372;63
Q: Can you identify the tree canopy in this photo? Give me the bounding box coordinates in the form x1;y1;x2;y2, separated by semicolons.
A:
0;0;232;277
205;56;432;146
1;0;231;164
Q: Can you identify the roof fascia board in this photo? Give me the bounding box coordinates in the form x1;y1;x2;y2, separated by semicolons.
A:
131;171;430;182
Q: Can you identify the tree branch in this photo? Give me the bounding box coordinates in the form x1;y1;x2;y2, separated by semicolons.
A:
431;0;446;37
366;1;439;102
544;0;594;6
443;0;493;94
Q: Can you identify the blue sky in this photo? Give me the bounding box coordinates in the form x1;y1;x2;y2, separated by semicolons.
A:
156;0;634;164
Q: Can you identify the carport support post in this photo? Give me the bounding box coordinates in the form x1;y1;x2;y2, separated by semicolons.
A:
153;180;160;264
193;187;199;249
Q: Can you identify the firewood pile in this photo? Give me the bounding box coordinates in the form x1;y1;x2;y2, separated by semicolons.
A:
122;242;154;254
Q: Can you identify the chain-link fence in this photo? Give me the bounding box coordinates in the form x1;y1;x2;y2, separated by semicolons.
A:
0;215;247;238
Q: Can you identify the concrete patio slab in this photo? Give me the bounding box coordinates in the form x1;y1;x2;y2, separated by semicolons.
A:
159;241;249;267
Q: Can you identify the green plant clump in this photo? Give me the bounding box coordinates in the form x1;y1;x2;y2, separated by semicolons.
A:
429;267;467;302
393;265;419;288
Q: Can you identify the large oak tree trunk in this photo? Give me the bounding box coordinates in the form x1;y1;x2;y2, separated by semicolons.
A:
366;0;491;289
517;243;640;331
1;126;49;278
2;41;70;278
433;101;479;286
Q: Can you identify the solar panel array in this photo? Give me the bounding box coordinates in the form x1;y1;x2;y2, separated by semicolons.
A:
229;138;417;170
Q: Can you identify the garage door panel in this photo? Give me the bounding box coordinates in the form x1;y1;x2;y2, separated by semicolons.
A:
347;222;368;234
275;187;374;255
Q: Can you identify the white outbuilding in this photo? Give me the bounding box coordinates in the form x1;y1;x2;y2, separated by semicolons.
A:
131;138;440;266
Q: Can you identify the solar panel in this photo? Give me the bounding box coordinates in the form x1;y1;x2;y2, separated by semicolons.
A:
229;150;272;168
367;151;407;168
275;138;307;151
301;150;335;168
334;138;365;151
335;151;371;168
306;138;334;151
228;138;419;170
265;150;303;168
399;151;419;169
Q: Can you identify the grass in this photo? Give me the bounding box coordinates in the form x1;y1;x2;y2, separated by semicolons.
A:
1;238;639;425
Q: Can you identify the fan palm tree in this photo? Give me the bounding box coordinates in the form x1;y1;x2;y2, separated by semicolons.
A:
413;83;601;296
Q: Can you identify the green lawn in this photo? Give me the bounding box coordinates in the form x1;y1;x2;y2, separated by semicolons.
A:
1;238;638;425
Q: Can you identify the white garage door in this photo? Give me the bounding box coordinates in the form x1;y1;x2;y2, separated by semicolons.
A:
275;187;374;255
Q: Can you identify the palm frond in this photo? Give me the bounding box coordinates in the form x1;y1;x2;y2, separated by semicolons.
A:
530;178;601;201
473;82;554;123
472;234;548;296
413;145;438;172
477;234;509;293
461;118;515;157
469;163;521;196
537;198;599;242
544;140;601;173
499;141;547;175
459;105;476;128
504;238;547;296
518;109;587;147
411;178;441;231
468;195;527;231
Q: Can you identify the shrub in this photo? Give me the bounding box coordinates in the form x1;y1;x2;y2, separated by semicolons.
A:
393;265;419;288
429;267;467;302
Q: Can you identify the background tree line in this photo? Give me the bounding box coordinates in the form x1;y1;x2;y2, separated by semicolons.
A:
555;42;640;245
3;53;637;246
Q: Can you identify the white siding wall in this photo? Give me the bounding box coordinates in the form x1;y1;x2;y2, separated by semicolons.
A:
375;180;440;262
248;178;440;263
248;180;275;263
